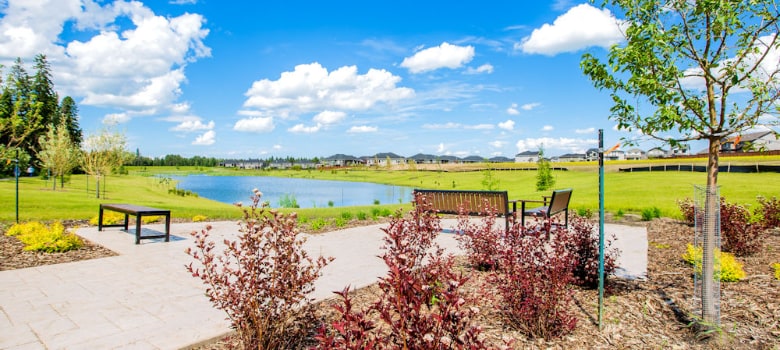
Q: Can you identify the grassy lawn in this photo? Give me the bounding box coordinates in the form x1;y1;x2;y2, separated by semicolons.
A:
1;159;778;223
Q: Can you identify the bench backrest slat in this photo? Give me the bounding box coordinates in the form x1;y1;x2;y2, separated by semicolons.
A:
413;189;509;215
547;188;573;215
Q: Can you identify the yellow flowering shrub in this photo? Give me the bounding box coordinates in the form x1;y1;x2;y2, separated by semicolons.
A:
6;221;83;253
682;243;746;282
89;212;125;226
772;263;780;281
192;215;208;222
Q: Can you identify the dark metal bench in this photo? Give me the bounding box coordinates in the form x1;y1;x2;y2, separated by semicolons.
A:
516;188;573;232
98;204;171;244
413;189;515;229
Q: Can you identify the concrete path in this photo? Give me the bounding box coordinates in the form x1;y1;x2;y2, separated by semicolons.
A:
0;219;646;349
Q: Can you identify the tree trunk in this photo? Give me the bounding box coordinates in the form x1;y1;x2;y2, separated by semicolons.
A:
702;138;720;324
95;175;100;199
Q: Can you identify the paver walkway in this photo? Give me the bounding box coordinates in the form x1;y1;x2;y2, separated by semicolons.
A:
0;220;646;349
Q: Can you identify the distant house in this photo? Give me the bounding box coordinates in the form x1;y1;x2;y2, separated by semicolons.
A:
438;155;459;164
647;147;669;158
267;159;292;169
721;131;780;152
585;148;600;161
557;153;586;162
671;144;690;156
323;154;362;166
409;153;437;164
460;155;485;163
625;148;647;160
515;151;539;163
605;149;626;161
365;152;405;166
488;156;513;163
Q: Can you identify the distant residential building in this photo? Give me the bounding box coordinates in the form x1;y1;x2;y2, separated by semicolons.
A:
585;148;600;161
605;149;626;161
488;156;513;163
438;155;459;164
647;147;669;158
409;153;437;164
323;154;362;166
671;144;690;156
721;131;780;152
460;155;485;163
625;148;647;160
365;152;405;166
515;150;539;163
557;153;587;162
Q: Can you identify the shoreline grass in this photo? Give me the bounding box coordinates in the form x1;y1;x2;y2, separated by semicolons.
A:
2;159;779;223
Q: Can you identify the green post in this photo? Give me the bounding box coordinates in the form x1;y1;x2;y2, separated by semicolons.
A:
15;149;19;223
598;129;605;329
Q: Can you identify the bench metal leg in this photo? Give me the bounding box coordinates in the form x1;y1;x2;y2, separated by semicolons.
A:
164;213;170;242
135;214;142;245
98;206;104;231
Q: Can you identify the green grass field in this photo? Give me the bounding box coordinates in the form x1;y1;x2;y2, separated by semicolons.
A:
1;160;778;223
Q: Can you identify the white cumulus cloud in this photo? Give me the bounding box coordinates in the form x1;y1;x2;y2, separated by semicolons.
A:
313;110;347;125
192;130;215;145
489;140;507;148
498;120;515;130
522;102;541;111
400;42;475;74
243;63;414;116
103;112;131;124
518;3;626;56
507;103;520;115
542;125;554;131
347;125;378;133
465;63;494;75
234;117;274;133
171;119;214;132
288;123;321;133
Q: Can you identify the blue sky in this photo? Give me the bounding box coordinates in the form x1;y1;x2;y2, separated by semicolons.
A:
1;0;660;159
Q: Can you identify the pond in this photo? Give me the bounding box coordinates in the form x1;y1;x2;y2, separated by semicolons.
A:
170;175;414;208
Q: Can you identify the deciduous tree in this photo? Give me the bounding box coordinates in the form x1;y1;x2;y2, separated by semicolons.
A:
37;121;80;190
581;0;779;325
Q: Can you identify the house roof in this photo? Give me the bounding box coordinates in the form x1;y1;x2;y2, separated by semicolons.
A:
373;152;404;159
488;156;513;162
461;155;484;162
408;153;437;160
559;153;585;158
515;151;538;156
323;154;359;161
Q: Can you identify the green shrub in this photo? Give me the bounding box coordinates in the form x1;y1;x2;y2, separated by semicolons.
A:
373;199;380;205
615;209;625;219
682;244;746;282
310;218;327;230
192;215;208;222
278;193;300;208
356;211;368;220
371;207;381;219
340;211;353;220
6;221;83;253
334;217;347;228
576;208;592;218
641;207;662;221
327;200;334;207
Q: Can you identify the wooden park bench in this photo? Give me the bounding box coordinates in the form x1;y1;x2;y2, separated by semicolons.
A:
98;204;171;244
413;189;515;229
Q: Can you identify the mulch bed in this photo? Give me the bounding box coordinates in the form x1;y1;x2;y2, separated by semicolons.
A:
2;218;778;348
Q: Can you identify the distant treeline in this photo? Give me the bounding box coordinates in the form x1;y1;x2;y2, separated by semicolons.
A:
129;154;222;167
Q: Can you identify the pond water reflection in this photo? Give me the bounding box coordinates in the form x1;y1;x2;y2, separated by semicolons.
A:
171;175;413;208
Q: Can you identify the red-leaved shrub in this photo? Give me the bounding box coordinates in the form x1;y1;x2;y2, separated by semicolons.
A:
455;199;506;271
677;198;696;225
492;220;578;339
720;199;763;256
757;196;780;229
186;190;332;349
316;194;488;349
314;287;379;349
562;215;620;288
